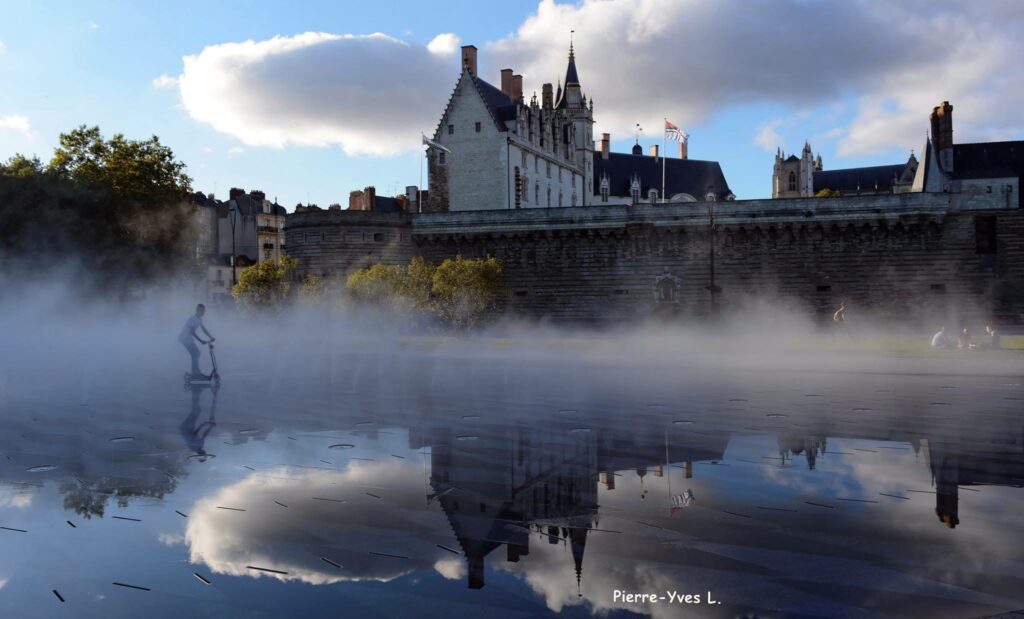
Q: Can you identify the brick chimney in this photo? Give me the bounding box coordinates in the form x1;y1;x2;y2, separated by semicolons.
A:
649;145;659;159
678;141;688;160
542;83;553;109
930;101;954;172
600;133;610;160
512;74;523;102
348;190;364;211
500;69;514;98
229;187;245;200
461;45;477;77
250;190;265;201
363;186;376;211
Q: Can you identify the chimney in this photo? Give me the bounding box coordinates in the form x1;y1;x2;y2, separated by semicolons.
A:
649;144;659;159
348;190;364;211
405;185;418;207
930;101;954;172
461;45;477;77
600;133;610;160
363;186;376;211
249;189;265;201
678;141;688;160
500;69;514;98
512;74;523;102
541;83;553;109
229;187;245;200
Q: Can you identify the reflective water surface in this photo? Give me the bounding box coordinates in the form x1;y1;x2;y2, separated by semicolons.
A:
2;344;1023;618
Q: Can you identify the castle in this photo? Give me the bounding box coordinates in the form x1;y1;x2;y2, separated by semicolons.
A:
425;44;732;212
287;41;1024;325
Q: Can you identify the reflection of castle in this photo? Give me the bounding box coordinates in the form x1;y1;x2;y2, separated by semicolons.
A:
428;426;728;591
778;424;1024;529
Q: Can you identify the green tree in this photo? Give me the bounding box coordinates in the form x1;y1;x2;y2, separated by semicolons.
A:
814;188;841;198
49;125;191;201
0;154;43;178
232;255;298;312
298;274;328;304
431;255;503;331
346;263;416;313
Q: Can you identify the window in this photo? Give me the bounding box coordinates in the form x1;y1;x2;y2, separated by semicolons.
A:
976;216;997;254
523;175;529;202
987;185;992;193
535;157;539;173
547;187;551;207
546;161;551;178
438;152;446;165
930;283;947;293
601;186;609;203
816;285;832;293
572;192;577;206
475;122;481;133
788;171;797;192
373;232;384;242
535;183;539;204
448;124;454;135
558;192;563;207
514;290;529;297
522;151;527;167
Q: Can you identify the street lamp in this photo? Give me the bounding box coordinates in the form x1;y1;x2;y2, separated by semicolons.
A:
229;203;238;287
706;188;721;314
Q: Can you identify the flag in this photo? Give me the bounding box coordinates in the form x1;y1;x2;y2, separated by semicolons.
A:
664;120;687;143
422;133;451;154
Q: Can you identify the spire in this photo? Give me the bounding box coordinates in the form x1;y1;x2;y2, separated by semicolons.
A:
565;33;580;86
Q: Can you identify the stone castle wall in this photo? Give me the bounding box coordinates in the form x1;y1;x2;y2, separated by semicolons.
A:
285;192;1024;325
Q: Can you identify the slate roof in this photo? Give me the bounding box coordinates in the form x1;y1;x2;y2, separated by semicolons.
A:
473;77;517;130
373;196;405;213
593;151;732;200
813;164;907;194
952;141;1024;180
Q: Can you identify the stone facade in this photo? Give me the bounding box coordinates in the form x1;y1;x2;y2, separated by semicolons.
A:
286;191;1024;325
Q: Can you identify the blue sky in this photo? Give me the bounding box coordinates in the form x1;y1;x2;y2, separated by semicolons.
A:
2;0;1022;207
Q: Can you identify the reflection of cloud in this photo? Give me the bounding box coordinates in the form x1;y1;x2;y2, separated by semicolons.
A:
186;463;448;585
433;556;465;580
158;532;184;547
0;489;33;508
0;577;7;591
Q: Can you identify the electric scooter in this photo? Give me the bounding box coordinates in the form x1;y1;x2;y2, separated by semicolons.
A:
184;343;220;386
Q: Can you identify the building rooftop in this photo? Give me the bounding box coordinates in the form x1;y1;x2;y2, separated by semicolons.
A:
593;151;732;201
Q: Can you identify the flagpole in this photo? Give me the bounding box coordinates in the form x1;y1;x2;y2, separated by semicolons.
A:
419;141;423;213
661;118;667;203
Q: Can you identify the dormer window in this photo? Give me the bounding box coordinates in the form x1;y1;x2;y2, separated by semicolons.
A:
475;122;481;133
448;124;454;135
438;152;446;165
600;179;609;203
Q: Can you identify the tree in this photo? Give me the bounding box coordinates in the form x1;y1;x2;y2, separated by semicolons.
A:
815;188;842;198
298;274;328;304
0;154;43;178
431;256;503;331
49;125;191;202
232;255;298;312
346;255;503;330
0;126;195;294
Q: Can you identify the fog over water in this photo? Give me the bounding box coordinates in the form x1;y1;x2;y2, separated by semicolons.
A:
1;277;1023;618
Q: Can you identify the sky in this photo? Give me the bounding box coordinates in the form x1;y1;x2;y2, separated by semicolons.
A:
1;0;1023;208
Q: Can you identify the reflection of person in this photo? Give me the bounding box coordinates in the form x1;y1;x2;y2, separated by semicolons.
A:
958;327;976;350
985;325;1002;349
181;383;217;461
179;304;215;378
931;327;952;349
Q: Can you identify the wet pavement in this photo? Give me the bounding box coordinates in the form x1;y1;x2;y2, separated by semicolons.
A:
1;343;1023;618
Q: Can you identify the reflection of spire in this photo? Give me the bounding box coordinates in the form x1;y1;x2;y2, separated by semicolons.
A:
570;525;587;597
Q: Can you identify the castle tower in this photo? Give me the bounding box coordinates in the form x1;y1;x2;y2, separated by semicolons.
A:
557;39;594;206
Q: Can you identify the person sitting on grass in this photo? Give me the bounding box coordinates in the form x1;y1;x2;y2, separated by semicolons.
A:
985;325;1001;349
958;327;976;350
931;327;952;349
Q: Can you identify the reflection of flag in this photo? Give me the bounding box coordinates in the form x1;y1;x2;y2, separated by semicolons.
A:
670;489;695;514
422;133;451;153
664;120;688;143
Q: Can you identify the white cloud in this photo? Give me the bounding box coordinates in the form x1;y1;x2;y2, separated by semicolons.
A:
754;120;784;152
227;147;245;157
0;115;31;137
427;33;460;57
173;1;1024;160
487;0;1024;158
178;32;456;156
151;74;178;89
0;40;7;54
158;532;185;546
87;21;99;31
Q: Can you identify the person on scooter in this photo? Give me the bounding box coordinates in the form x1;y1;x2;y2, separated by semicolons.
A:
179;304;215;379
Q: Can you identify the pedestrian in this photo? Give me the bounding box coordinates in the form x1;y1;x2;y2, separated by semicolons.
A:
179;304;215;379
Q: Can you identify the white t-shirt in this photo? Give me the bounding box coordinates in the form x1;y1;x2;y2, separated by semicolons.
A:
179;314;204;342
930;331;947;348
